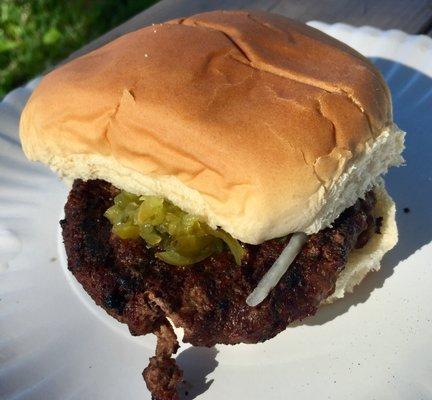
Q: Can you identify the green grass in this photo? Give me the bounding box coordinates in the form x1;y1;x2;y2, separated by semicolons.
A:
0;0;157;97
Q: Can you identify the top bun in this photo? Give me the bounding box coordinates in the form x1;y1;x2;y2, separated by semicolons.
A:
20;10;404;244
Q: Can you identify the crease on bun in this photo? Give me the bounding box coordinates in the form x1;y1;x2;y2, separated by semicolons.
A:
19;10;405;244
326;183;398;303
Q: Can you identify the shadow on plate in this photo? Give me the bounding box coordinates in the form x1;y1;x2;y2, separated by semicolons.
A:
302;58;432;326
176;346;218;399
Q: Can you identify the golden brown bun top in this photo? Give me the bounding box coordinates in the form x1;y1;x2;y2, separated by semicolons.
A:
20;10;403;244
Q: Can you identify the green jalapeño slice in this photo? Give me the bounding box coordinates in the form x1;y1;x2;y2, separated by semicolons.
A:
104;190;245;266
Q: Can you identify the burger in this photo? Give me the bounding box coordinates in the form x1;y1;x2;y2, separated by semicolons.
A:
19;10;405;400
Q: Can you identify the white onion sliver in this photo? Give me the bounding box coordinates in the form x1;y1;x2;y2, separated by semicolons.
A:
246;232;308;307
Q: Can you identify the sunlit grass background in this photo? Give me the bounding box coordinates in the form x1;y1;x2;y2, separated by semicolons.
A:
0;0;157;97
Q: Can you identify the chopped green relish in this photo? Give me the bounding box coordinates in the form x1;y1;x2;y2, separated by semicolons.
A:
104;191;245;266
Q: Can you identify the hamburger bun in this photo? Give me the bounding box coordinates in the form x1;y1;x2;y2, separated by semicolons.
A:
325;182;397;302
20;11;403;296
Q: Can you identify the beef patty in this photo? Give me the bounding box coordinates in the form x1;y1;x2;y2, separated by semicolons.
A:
61;179;376;399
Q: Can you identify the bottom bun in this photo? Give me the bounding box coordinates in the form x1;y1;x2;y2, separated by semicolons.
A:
325;183;398;303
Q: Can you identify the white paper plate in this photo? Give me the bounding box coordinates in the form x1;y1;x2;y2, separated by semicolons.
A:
1;23;431;400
